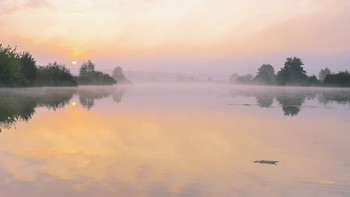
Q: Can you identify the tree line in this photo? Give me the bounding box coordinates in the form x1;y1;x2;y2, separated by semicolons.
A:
0;44;128;87
229;57;350;87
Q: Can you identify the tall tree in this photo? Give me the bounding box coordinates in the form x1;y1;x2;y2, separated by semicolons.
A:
78;60;116;85
254;64;275;84
19;51;38;85
237;74;253;84
112;66;129;83
228;73;239;83
318;67;331;82
79;60;95;76
0;45;21;86
276;57;308;85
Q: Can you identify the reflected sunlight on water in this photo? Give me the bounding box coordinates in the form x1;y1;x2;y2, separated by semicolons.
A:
0;84;349;196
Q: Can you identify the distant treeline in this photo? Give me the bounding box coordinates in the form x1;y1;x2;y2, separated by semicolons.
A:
229;57;350;87
0;44;129;87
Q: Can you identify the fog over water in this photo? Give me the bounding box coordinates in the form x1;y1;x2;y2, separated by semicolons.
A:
0;84;350;196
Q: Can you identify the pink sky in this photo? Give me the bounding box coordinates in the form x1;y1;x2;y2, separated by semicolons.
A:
0;0;349;75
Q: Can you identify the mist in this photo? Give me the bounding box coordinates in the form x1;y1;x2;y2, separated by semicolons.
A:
1;0;350;196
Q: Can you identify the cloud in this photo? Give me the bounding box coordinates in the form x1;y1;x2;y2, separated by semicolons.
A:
0;0;349;72
0;0;51;14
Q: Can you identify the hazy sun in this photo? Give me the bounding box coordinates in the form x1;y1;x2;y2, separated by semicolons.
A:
72;61;77;65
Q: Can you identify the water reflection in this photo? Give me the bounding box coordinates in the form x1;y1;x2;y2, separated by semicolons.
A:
276;94;304;116
255;93;274;108
318;91;350;105
0;84;350;196
0;86;125;131
78;88;116;110
2;85;350;131
229;87;350;116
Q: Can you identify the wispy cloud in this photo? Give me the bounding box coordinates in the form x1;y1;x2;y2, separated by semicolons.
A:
0;0;349;72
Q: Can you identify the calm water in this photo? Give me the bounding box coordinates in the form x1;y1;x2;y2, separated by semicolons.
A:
0;84;350;197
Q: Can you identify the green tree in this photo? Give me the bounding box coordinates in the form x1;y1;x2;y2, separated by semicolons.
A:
323;71;350;87
78;60;116;85
318;68;331;82
308;75;320;85
254;64;275;84
79;60;95;76
276;57;308;85
37;62;78;86
18;51;38;85
0;45;21;86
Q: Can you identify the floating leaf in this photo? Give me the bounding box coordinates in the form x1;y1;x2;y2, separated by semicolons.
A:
254;160;279;165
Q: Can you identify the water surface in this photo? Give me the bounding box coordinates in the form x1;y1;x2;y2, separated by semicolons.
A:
0;84;349;196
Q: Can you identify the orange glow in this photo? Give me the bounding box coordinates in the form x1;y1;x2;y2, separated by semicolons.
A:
71;61;77;65
0;0;348;60
71;101;77;106
0;106;349;187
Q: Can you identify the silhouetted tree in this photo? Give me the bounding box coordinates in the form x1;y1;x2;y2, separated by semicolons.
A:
276;57;308;85
318;68;331;82
237;74;253;84
323;71;350;87
229;73;239;83
37;62;78;86
19;52;37;83
78;60;116;85
112;66;129;83
254;64;275;84
308;75;320;86
0;45;21;86
79;60;95;76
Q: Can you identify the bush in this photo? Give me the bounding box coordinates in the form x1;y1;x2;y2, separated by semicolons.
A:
77;60;116;85
36;62;78;86
323;71;350;87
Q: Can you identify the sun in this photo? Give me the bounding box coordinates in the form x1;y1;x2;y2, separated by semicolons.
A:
72;61;77;65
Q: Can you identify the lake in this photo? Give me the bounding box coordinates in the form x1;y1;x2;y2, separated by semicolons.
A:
0;84;349;197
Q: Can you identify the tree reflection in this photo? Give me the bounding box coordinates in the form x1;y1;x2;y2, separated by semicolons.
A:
0;87;126;131
255;93;274;108
318;91;350;105
112;88;126;103
229;87;349;116
78;87;125;109
0;89;75;131
276;94;306;116
35;89;76;110
0;96;36;129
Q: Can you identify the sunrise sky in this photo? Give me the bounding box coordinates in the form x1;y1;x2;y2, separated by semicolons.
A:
0;0;349;75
